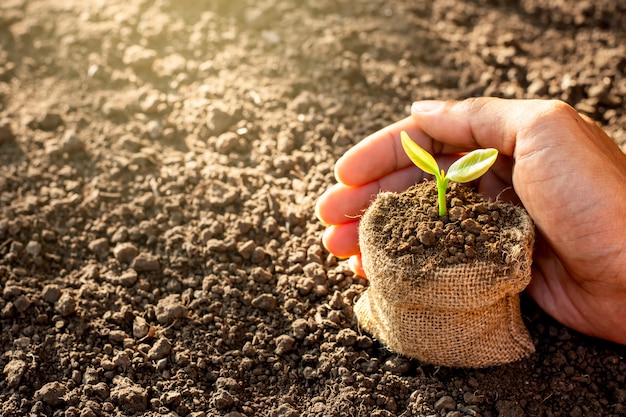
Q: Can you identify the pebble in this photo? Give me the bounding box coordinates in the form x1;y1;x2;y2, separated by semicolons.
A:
250;267;273;284
110;377;148;413
55;292;77;317
148;337;172;361
122;45;157;69
3;359;27;388
113;242;138;264
207;104;234;136
237;240;257;260
61;131;83;153
461;218;483;235
13;295;31;313
291;318;309;339
131;252;160;271
35;112;64;131
434;396;456;412
155;295;188;324
382;356;412;374
89;238;110;260
213;389;236;410
336;328;358;346
116;269;138;287
251;293;277;312
35;381;67;406
133;316;150;339
274;335;296;355
25;240;42;257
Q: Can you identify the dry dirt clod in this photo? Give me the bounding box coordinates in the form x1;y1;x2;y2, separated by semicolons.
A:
55;292;77;317
3;359;27;388
35;381;67;406
251;293;277;311
148;337;172;361
110;377;148;414
113;242;139;264
0;1;625;416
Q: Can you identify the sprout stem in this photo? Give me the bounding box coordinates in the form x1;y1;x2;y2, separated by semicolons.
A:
437;176;449;216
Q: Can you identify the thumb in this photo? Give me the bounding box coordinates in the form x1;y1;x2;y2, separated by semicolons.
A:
411;97;574;158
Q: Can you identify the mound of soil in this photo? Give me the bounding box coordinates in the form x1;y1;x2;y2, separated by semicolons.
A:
369;181;526;268
1;0;625;416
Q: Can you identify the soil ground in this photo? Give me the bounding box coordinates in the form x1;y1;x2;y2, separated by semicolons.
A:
1;0;625;416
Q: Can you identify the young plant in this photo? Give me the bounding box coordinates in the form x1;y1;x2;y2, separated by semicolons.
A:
400;130;498;216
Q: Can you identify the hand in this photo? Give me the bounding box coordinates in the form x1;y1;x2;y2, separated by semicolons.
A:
316;98;626;344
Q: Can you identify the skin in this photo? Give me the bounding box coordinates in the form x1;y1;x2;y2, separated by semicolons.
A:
316;98;626;345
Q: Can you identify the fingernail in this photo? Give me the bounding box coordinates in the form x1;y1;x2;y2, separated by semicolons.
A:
411;100;444;114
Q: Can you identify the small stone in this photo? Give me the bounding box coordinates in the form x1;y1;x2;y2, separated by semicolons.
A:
448;206;468;222
133;316;151;339
251;293;277;312
110;377;148;414
61;131;83;153
89;238;110;260
434;396;456;412
237;240;256;260
207;104;234;136
13;295;31;313
35;381;67;406
108;330;128;343
131;252;160;272
417;229;435;246
115;270;138;287
213;389;235;410
155;295;188;324
162;390;182;407
275;335;296;355
113;242;138;264
461;218;483;234
36;112;64;131
382;356;412;374
291;318;309;339
122;45;157;69
25;240;42;257
3;359;27;388
250;267;273;283
55;292;77;317
336;328;358;346
3;285;22;298
147;337;171;361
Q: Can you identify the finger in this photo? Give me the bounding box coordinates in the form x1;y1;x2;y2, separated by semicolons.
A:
348;255;366;278
334;116;469;187
316;165;425;225
319;152;472;225
410;97;590;159
321;222;360;259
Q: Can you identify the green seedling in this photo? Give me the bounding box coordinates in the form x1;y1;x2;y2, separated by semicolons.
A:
400;130;498;216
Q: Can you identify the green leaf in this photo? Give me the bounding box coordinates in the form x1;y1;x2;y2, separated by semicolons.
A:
400;131;439;177
446;148;498;183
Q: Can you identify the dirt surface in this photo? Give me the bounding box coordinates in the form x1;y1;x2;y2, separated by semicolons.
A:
1;0;625;416
363;181;529;268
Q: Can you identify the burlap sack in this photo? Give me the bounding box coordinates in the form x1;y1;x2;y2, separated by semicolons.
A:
354;189;535;368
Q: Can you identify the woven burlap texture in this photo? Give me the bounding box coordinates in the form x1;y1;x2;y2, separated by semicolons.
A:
355;198;535;368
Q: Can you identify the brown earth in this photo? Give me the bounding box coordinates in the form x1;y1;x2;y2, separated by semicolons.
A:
363;181;527;267
1;0;625;416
